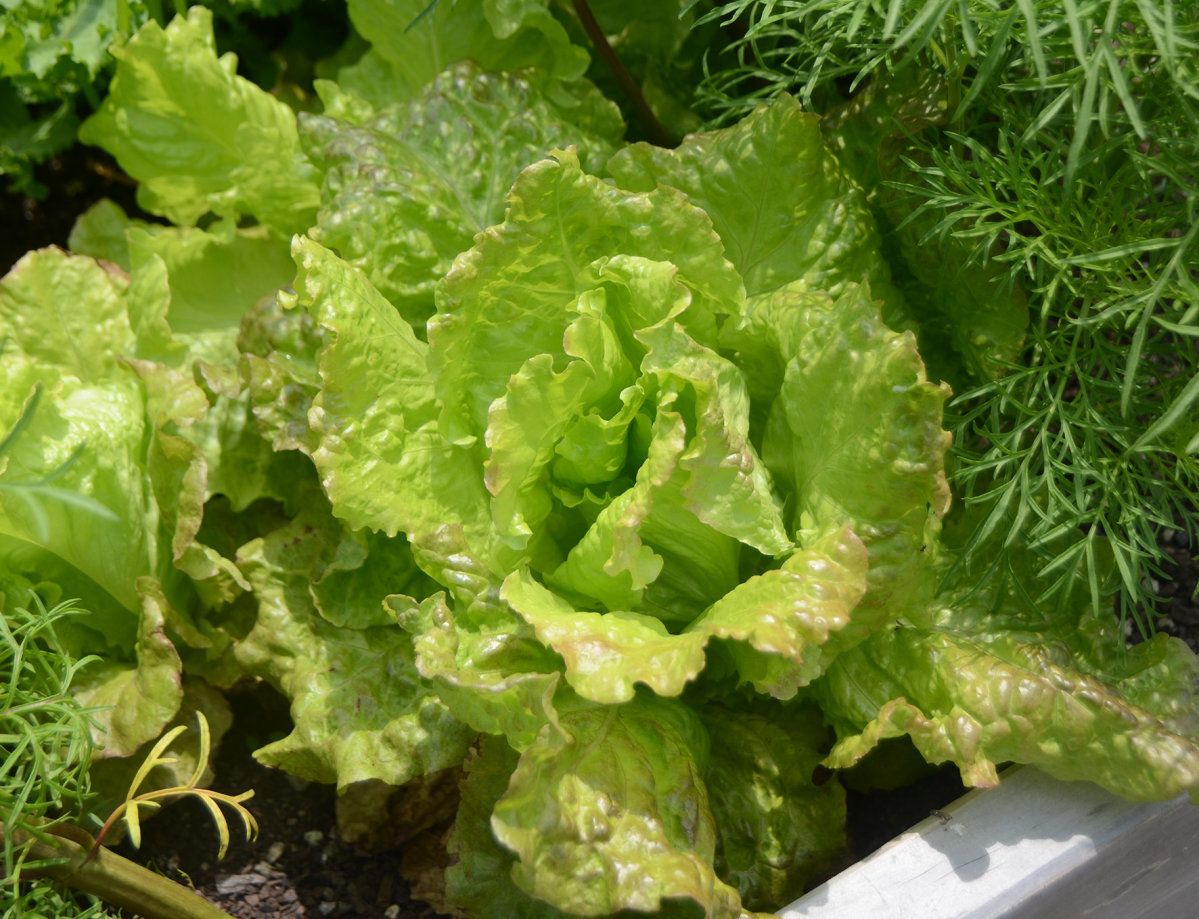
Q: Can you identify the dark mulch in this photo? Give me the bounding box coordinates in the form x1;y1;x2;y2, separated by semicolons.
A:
1143;527;1199;655
121;684;454;919
1;147;158;274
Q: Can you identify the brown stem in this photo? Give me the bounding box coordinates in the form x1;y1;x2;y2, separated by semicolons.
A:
6;822;235;919
571;0;676;147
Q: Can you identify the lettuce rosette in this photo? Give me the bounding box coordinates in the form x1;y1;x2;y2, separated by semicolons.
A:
257;92;1199;917
6;7;1199;916
251;94;954;917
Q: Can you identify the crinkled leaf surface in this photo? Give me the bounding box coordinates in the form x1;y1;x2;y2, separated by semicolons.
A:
701;703;845;911
744;283;952;631
638;319;789;556
0;0;149;84
234;501;473;788
391;590;563;753
820;621;1199;800
430;147;743;444
690;524;868;698
286;235;497;576
491;695;746;918
339;0;589;109
442;735;571;918
312;528;437;629
302;62;622;326
608;94;903;316
238;292;326;455
78;7;319;234
502;569;709;704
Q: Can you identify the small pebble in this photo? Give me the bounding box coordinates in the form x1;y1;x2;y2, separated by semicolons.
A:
304;830;325;847
253;861;276;875
215;874;265;895
266;841;286;863
318;902;339;916
384;907;400;919
286;774;312;792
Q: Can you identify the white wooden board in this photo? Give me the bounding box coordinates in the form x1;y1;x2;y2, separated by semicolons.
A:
780;765;1199;919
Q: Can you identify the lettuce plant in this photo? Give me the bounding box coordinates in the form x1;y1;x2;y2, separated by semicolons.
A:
2;4;1198;918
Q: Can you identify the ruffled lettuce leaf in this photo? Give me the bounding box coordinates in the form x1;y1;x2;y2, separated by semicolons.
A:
701;703;845;911
689;524;868;700
0;219;301;752
338;0;589;110
77;6;319;235
501;524;868;706
819;620;1199;801
816;523;1199;801
440;735;570;918
822;69;1028;389
490;694;748;919
283;235;505;591
69;199;294;367
607;95;904;319
68;576;185;756
391;588;563;753
234;495;474;788
0;250;164;620
502;568;710;705
732;282;952;634
430;147;743;444
302;61;622;327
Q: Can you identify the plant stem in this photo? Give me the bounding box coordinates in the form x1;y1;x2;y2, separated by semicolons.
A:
571;0;675;147
6;821;235;919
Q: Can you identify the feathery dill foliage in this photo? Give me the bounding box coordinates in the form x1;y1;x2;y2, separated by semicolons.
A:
691;0;1199;635
1;596;114;918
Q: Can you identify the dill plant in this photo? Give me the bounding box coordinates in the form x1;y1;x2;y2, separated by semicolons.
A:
690;0;1199;635
0;586;254;919
0;591;114;918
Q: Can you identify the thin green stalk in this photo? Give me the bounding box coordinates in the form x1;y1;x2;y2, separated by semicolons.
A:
6;820;235;919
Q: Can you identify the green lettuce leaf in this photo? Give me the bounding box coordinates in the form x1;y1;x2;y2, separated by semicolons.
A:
822;70;1028;389
701;703;845;911
338;0;589;109
442;735;570;918
430;147;743;444
77;6;320;235
817;525;1199;802
234;498;474;788
285;235;504;587
392;590;563;752
607;94;904;319
819;620;1199;801
689;523;868;699
302;61;622;326
69;576;184;756
736;282;952;631
0;237;292;755
0;250;158;618
238;292;326;455
502;568;709;704
491;694;746;918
